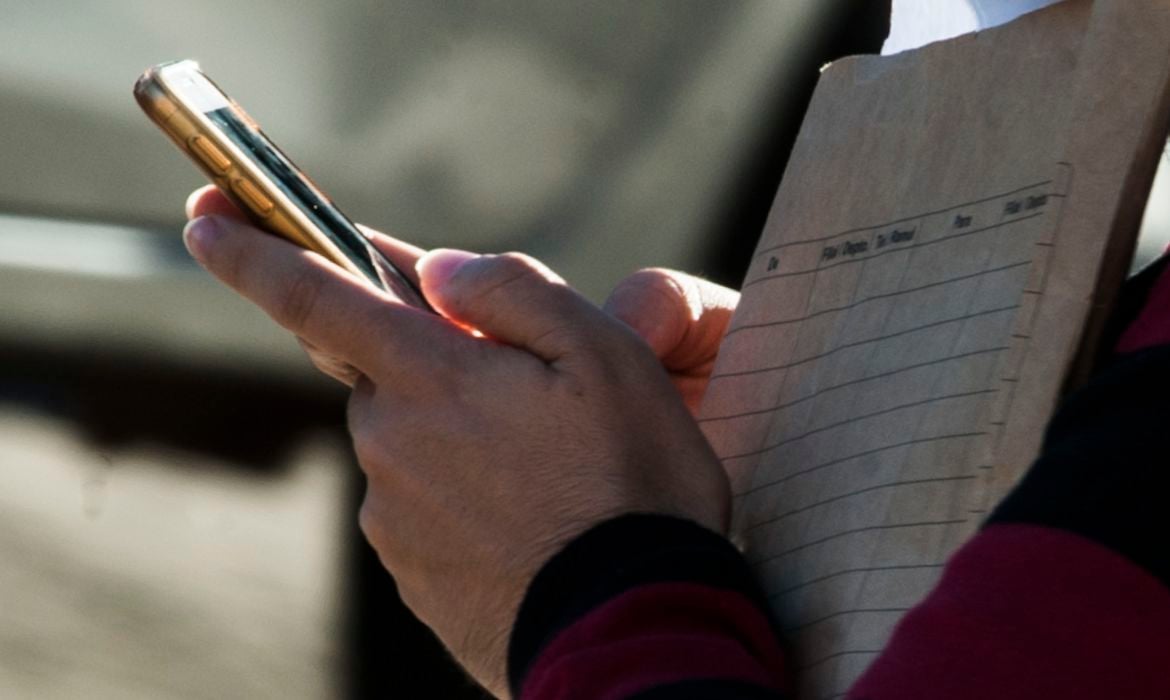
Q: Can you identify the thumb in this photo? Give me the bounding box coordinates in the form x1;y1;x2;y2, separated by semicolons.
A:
416;249;604;362
603;269;739;371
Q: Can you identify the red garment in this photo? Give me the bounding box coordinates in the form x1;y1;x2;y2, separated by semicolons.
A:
508;258;1170;699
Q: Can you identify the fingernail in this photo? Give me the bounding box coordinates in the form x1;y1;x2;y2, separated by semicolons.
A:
416;248;479;288
183;216;222;263
184;186;212;219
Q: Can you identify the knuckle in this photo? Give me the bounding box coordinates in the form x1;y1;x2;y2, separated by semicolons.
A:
608;268;689;318
275;265;324;332
300;338;358;385
529;320;589;355
357;497;383;544
346;392;385;475
644;267;691;304
630;267;682;293
446;252;545;316
349;422;386;474
477;253;541;290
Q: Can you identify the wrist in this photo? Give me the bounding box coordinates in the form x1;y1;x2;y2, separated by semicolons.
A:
507;513;770;696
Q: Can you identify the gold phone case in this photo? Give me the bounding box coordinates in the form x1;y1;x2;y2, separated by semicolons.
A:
134;60;430;310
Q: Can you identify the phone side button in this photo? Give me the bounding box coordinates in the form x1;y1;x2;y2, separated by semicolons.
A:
189;135;232;174
231;178;275;218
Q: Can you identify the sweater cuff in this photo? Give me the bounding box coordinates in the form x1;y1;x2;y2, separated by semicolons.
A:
506;513;773;696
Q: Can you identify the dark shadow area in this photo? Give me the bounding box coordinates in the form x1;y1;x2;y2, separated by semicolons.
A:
0;341;345;470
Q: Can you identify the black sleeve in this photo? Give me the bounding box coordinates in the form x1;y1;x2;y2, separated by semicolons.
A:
989;344;1170;587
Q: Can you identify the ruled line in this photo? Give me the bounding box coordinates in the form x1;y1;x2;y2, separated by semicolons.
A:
712;303;1020;381
703;346;1008;424
743;212;1044;289
725;260;1031;340
737;432;988;497
750;519;968;566
753;179;1053;257
785;606;913;634
770;563;945;598
745;475;978;532
720;389;997;462
798;649;885;672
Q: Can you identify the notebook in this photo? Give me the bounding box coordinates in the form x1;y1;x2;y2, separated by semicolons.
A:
697;1;1170;696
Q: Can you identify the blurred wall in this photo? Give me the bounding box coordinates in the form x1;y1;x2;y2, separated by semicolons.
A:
0;0;827;300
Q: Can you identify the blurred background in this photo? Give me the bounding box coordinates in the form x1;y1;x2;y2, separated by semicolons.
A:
0;2;1165;698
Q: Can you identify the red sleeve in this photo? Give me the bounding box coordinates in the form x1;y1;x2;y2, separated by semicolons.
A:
848;524;1170;698
507;515;791;699
851;256;1170;698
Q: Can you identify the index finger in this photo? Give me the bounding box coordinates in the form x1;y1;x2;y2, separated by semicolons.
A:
184;213;460;385
188;184;427;289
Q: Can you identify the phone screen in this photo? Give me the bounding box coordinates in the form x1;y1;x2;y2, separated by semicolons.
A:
204;107;389;289
139;60;431;310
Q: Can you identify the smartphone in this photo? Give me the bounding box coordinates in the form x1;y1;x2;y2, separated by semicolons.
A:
134;59;431;310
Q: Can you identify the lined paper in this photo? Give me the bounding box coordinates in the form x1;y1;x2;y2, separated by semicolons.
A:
705;175;1065;693
698;1;1170;696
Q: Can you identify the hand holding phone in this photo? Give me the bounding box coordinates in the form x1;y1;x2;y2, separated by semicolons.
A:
147;62;731;700
186;184;429;385
134;59;431;310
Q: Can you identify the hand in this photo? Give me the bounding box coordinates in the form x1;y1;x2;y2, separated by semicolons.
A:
185;185;424;386
180;196;731;697
603;269;739;416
